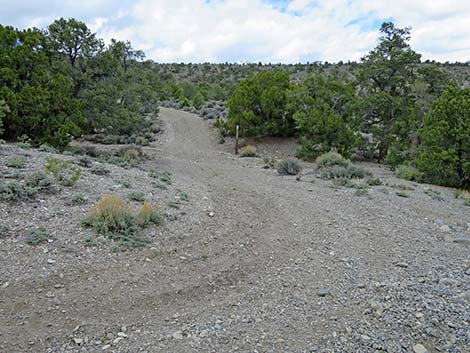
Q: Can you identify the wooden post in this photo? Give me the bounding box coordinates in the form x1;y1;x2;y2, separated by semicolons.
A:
235;125;239;155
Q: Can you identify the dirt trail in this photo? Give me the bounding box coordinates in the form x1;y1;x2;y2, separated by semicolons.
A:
1;108;468;352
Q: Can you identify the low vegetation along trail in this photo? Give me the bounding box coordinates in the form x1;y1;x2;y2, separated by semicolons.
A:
1;108;469;352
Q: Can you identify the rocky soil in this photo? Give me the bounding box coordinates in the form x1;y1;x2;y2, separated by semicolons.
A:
0;107;468;352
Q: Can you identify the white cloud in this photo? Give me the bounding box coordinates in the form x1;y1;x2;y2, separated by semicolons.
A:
1;0;469;63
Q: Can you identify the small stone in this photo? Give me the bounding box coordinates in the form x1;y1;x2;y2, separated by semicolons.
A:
318;288;330;297
1;282;9;288
208;212;215;217
102;344;111;350
413;344;428;353
47;259;56;264
73;338;83;345
439;225;451;232
395;262;409;268
113;337;123;344
172;331;183;340
117;332;127;338
361;334;371;341
199;329;209;337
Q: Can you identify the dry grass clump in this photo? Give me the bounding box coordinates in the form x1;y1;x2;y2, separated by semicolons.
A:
82;195;162;248
137;201;162;226
239;145;257;157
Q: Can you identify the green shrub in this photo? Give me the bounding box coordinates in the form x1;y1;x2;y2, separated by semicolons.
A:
390;183;414;191
0;180;38;201
227;71;295;137
76;156;93;168
5;157;27;169
366;178;382;186
25;227;50;245
423;189;444;201
38;145;58;153
83;236;98;247
416;86;470;188
320;163;367;179
71;192;87;205
68;146;99;157
354;189;369;197
262;157;277;168
45;157;81;186
277;159;302;175
396;164;422;182
453;189;464;199
25;171;59;194
153;181;167;190
120;180;131;188
345;180;369;189
149;171;173;185
316;152;368;179
127;191;145;202
179;191;189;202
91;165;110;176
316;151;349;169
0;225;9;239
396;191;410;198
239;145;257;157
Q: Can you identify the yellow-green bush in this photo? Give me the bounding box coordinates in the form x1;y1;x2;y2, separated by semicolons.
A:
240;145;257;157
137;201;162;226
82;195;162;248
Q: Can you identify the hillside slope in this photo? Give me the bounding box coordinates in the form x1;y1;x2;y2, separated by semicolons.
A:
0;108;468;352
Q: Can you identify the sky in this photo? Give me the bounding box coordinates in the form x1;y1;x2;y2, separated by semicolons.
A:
0;0;469;63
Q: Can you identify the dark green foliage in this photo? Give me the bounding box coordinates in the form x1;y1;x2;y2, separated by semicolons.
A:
416;86;470;188
0;99;9;136
294;75;358;159
276;159;302;175
0;19;158;148
227;71;295;137
0;24;84;148
358;22;422;162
